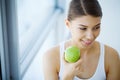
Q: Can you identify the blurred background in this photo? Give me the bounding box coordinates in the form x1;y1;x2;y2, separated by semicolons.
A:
0;0;120;80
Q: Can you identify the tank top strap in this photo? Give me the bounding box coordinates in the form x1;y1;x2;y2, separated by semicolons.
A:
59;41;65;57
59;41;65;79
98;43;106;78
97;43;105;72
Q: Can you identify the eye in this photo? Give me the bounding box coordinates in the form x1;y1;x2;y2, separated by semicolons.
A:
79;27;87;30
94;26;100;30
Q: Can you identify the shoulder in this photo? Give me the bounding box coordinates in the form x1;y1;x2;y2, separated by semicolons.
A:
104;45;120;62
104;44;120;79
43;44;60;64
43;45;60;59
43;44;60;71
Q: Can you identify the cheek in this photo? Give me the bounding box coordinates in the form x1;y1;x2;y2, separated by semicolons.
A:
94;30;100;37
71;29;82;39
70;29;76;36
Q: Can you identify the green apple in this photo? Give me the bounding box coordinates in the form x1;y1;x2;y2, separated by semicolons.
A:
64;46;80;63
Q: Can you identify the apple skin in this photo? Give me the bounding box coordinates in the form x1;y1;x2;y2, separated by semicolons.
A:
64;46;80;63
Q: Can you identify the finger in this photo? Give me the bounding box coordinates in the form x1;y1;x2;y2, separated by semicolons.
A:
74;58;83;66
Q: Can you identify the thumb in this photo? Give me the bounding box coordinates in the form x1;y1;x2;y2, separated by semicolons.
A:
74;58;83;66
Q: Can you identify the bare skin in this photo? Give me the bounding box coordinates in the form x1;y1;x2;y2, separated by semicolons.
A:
43;15;120;80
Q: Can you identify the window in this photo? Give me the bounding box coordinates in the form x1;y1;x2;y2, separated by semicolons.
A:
17;0;67;79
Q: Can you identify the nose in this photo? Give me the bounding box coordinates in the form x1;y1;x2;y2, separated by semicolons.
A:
86;30;94;40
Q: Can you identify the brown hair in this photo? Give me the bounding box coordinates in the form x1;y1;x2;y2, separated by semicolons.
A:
67;0;102;21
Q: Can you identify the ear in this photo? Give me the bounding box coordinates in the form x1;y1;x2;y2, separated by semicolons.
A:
65;19;71;29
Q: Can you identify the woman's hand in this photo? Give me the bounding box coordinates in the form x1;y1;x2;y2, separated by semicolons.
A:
62;54;84;80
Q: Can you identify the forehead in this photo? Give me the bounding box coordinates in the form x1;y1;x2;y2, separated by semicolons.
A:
71;15;101;26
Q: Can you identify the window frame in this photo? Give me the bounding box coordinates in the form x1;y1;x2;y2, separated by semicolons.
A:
0;0;20;80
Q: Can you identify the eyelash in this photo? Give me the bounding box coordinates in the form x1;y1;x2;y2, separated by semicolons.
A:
94;26;100;30
79;26;100;31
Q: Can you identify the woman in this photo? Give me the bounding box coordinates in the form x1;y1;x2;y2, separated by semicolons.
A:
43;0;120;80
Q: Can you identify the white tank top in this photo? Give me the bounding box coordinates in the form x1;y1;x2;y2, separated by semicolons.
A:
59;41;106;80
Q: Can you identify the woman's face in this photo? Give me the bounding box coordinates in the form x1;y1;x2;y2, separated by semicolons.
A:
66;15;101;48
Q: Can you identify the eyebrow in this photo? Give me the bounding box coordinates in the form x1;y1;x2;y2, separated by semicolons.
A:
79;23;101;27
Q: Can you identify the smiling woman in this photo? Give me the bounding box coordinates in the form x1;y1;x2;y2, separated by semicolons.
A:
67;16;101;48
42;0;120;80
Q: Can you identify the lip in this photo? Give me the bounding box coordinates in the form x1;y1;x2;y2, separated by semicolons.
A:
81;40;93;46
